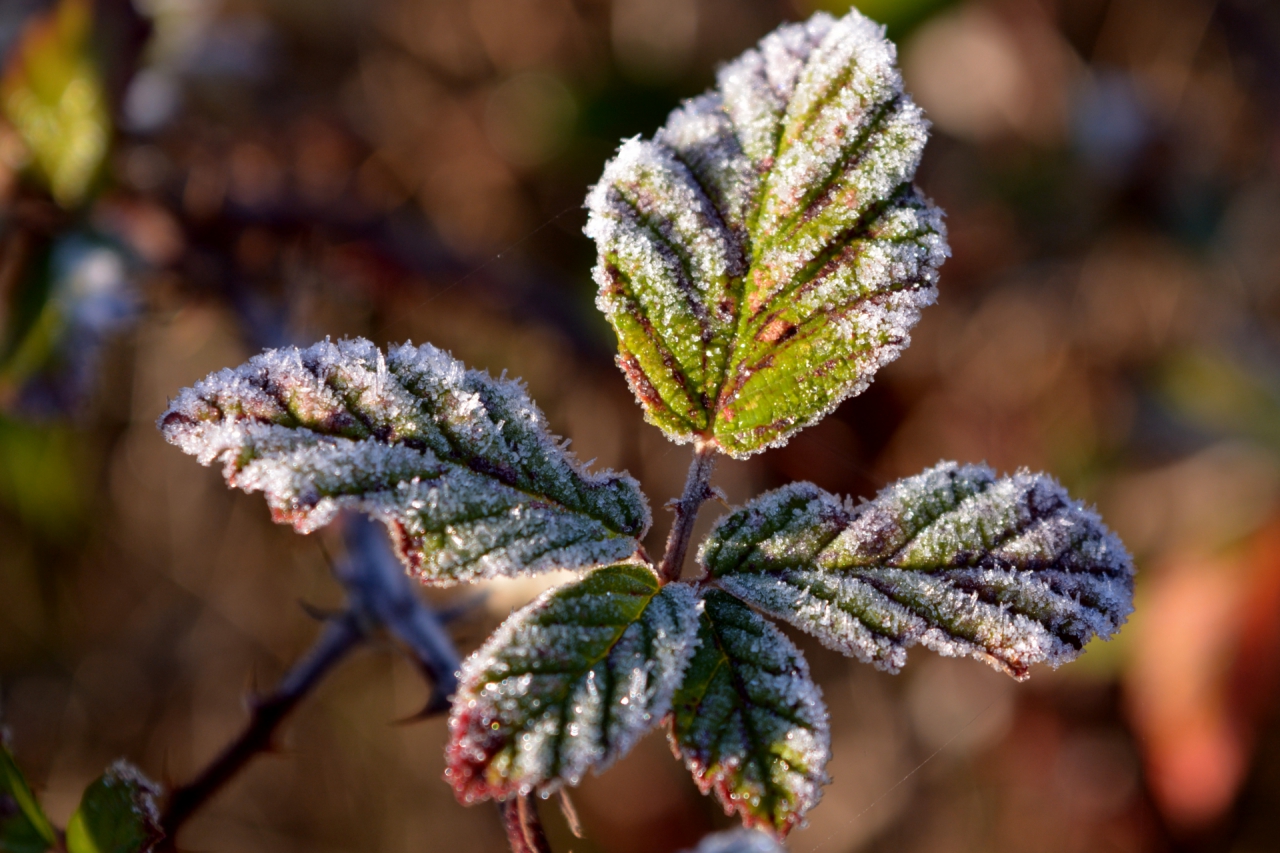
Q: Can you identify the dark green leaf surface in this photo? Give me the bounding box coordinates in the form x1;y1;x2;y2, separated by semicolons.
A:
445;564;699;801
64;763;162;853
670;591;829;838
701;462;1134;679
0;736;56;853
159;338;649;584
586;8;948;457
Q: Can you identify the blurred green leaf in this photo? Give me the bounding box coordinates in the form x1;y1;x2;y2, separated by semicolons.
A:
1;0;111;207
0;233;138;418
1159;348;1280;450
1;733;57;853
64;763;161;853
0;416;85;536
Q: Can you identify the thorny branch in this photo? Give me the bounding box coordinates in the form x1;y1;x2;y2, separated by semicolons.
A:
156;516;462;850
156;609;363;847
658;441;719;584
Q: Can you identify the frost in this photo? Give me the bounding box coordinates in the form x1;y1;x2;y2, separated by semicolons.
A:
445;564;700;801
683;828;787;853
585;8;949;457
699;462;1135;679
670;590;830;838
158;338;650;584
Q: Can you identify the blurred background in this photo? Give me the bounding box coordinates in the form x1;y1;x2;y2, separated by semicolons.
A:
2;0;1280;850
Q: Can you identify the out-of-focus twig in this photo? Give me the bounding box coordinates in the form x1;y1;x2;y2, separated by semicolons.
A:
156;608;363;848
155;515;462;850
340;515;461;711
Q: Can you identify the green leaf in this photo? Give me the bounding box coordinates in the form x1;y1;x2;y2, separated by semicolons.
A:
585;8;947;457
1;0;111;207
445;564;700;801
64;762;161;853
700;462;1134;679
158;338;650;584
0;734;56;853
670;591;829;838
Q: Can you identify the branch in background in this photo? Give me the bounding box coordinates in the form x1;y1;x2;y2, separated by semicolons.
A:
340;515;461;711
156;515;463;849
658;442;719;583
156;609;363;847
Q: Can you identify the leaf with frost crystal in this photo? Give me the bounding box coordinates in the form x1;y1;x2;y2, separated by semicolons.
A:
670;591;829;838
585;8;948;457
1;734;57;853
446;564;699;801
158;338;649;584
700;462;1134;679
64;762;162;853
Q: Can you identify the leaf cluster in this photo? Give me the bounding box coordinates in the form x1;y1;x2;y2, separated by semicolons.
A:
154;6;1136;845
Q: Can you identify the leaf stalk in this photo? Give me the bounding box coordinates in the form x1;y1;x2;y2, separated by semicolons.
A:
658;441;719;583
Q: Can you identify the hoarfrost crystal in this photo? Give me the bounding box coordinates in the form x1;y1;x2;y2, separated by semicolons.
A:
700;462;1135;679
158;338;649;584
445;564;700;801
586;7;948;457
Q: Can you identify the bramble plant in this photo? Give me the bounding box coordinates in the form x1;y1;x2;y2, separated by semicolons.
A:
0;8;1135;853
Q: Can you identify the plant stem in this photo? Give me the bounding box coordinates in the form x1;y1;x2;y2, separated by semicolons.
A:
157;611;363;846
501;795;553;853
157;518;463;849
658;442;718;583
340;516;461;711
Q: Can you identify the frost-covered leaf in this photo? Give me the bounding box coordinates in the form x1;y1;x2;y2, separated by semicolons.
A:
158;338;649;584
586;8;947;457
670;590;829;838
1;0;110;207
682;828;786;853
64;762;162;853
700;462;1134;679
446;564;699;801
1;734;56;853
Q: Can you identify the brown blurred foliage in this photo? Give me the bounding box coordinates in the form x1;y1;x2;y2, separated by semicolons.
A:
3;0;1280;851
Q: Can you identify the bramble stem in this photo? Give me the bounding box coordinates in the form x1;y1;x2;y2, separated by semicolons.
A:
501;795;552;853
157;611;363;846
658;442;718;583
157;517;462;849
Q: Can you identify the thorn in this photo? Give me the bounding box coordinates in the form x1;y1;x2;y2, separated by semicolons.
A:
709;487;729;508
557;789;584;838
299;599;342;622
664;498;681;511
